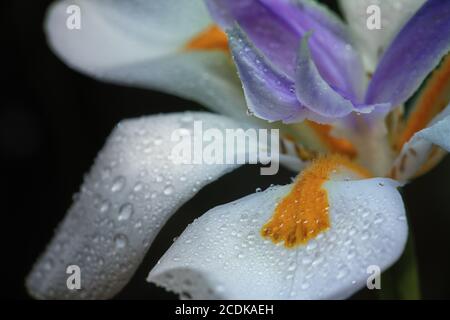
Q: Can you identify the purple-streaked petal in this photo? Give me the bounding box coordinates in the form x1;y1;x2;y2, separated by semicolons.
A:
260;0;366;101
206;0;300;78
295;34;356;117
366;0;450;109
228;27;303;123
295;35;378;119
298;0;350;40
340;0;426;72
206;0;366;101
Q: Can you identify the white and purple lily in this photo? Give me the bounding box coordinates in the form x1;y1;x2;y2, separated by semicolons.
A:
27;0;450;299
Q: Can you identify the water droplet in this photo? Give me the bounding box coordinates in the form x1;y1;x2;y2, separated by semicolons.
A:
215;285;225;293
99;200;110;213
361;232;370;241
111;176;126;193
101;167;112;180
163;185;174;196
301;282;310;290
306;242;317;251
312;256;324;267
374;217;384;224
43;259;54;271
133;182;143;192
114;234;128;249
336;267;349;280
288;262;296;272
118;203;134;221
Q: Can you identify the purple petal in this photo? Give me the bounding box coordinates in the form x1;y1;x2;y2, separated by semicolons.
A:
206;0;365;101
228;27;304;123
366;0;450;108
295;34;354;117
206;0;300;79
295;34;377;119
259;0;366;101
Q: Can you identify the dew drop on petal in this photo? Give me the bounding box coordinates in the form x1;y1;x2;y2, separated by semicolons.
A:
133;182;143;193
118;203;134;221
163;185;174;196
111;176;126;193
99;200;110;213
114;234;128;249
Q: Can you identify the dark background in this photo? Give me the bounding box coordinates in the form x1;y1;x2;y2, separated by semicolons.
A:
2;0;450;300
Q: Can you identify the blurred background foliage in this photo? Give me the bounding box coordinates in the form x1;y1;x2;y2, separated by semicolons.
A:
2;0;449;299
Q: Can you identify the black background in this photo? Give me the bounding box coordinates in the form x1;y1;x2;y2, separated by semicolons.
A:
2;0;450;300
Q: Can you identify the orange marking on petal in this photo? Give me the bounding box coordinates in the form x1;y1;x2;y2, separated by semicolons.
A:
395;54;450;150
185;25;229;52
413;146;447;178
261;155;371;248
306;121;358;159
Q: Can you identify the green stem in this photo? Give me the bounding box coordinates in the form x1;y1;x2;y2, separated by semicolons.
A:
378;231;421;300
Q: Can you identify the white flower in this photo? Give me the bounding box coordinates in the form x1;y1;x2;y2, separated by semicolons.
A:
27;0;450;299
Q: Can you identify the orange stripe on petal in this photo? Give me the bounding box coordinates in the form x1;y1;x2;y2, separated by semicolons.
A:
413;146;447;178
185;25;229;52
395;54;450;150
261;155;371;248
306;121;358;159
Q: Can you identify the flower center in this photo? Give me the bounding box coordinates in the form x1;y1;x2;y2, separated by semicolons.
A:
261;155;371;248
185;25;229;52
305;121;357;159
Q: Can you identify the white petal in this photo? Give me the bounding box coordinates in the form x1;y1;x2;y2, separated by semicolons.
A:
416;110;450;151
148;178;407;299
46;0;209;70
339;0;426;72
45;0;247;118
26;112;254;299
391;103;450;181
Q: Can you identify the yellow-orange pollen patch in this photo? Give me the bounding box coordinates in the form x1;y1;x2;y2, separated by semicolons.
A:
185;25;229;52
261;155;371;248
